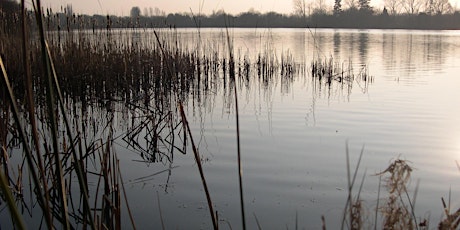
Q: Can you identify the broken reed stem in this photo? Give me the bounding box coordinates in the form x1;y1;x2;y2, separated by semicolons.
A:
178;102;218;230
0;167;26;230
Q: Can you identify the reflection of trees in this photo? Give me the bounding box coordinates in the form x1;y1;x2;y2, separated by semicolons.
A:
358;32;368;64
423;34;445;70
381;32;396;75
333;31;341;56
379;32;452;81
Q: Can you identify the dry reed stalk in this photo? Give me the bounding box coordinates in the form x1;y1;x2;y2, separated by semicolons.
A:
33;1;71;228
225;22;246;230
178;101;218;230
21;1;53;227
0;167;26;230
341;144;365;230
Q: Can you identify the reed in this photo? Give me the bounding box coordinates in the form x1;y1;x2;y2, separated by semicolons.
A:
0;167;26;229
178;102;218;230
0;2;134;228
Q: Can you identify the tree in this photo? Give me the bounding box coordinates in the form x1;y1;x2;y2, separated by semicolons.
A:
315;0;328;14
65;4;73;17
293;0;307;18
401;0;423;14
384;0;400;15
130;6;141;18
425;0;453;14
382;6;390;16
344;0;358;9
359;0;372;12
334;0;343;15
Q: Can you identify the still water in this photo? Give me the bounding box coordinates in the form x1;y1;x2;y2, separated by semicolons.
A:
106;28;460;229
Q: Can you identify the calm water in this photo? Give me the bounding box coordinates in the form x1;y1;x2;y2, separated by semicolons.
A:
101;28;460;229
25;28;459;229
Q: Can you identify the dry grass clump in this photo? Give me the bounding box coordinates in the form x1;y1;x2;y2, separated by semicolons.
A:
338;157;460;230
377;159;419;229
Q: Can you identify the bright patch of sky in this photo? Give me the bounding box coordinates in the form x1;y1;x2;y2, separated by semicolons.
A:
38;0;392;16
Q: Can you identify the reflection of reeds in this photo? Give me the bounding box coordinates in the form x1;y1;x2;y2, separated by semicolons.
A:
311;57;373;98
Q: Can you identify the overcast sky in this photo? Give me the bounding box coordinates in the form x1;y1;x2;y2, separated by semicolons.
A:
38;0;390;16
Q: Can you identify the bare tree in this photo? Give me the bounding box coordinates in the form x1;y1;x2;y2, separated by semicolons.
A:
384;0;401;14
293;0;307;17
315;0;328;14
154;7;165;16
65;4;73;16
401;0;423;14
359;0;372;11
425;0;453;14
344;0;359;9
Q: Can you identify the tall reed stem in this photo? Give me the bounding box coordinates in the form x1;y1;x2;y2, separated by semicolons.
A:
34;0;70;228
226;23;246;230
21;0;53;227
178;102;218;230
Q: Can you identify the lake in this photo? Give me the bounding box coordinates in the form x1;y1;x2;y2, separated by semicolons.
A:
4;27;460;229
102;28;460;229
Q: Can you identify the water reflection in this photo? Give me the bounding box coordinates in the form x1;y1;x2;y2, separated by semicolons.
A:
358;32;368;64
333;31;341;56
377;31;457;80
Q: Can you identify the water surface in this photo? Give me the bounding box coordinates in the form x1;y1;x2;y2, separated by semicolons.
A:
111;28;460;229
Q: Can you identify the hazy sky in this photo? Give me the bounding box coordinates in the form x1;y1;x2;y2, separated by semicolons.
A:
39;0;388;16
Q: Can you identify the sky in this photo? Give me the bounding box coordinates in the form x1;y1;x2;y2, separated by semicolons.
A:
38;0;387;16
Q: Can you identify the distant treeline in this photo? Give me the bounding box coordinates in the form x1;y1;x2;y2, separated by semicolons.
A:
1;0;460;30
50;10;460;30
